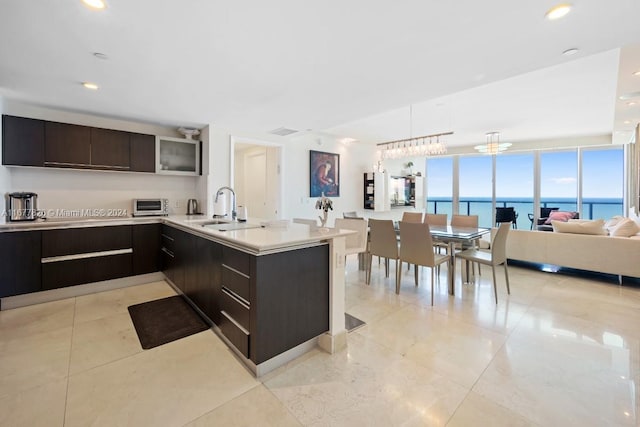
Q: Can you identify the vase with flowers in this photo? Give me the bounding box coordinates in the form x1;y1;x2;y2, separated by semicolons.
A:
315;193;333;231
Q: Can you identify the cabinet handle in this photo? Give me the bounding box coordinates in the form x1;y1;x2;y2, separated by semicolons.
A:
41;248;133;263
44;161;91;168
222;263;250;279
161;247;174;258
161;233;174;242
222;286;250;309
220;310;249;335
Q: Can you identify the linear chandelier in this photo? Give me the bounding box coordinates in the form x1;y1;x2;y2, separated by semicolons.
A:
474;131;511;154
377;131;453;160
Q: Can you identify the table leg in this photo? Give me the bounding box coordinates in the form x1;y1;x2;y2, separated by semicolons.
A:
448;241;455;295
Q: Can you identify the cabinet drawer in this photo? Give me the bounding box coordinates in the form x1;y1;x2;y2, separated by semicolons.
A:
220;287;250;331
161;225;177;252
42;226;132;257
42;253;132;290
219;310;249;358
221;264;250;302
222;246;250;276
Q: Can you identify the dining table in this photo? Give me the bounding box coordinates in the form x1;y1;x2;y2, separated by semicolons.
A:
358;221;490;296
427;225;490;295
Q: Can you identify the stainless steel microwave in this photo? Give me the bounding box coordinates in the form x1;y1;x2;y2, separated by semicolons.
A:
133;199;169;216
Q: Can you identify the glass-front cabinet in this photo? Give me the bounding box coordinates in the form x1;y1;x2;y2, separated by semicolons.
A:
389;176;424;209
156;136;201;176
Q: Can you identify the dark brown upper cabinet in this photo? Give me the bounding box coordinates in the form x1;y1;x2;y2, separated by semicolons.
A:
130;133;156;172
90;127;130;169
3;115;159;174
45;121;91;167
2;115;45;166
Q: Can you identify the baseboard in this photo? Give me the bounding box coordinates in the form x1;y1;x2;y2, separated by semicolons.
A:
0;272;165;310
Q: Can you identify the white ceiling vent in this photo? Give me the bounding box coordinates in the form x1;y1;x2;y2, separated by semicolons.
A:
269;127;299;136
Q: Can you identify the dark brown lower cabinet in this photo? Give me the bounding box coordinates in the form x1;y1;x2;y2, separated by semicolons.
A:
132;223;161;275
251;244;329;364
160;224;330;365
41;225;133;291
42;254;132;290
0;231;42;299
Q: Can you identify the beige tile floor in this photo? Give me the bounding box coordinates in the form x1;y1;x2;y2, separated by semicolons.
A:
1;259;639;426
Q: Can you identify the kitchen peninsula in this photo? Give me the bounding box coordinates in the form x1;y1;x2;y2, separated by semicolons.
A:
0;216;351;376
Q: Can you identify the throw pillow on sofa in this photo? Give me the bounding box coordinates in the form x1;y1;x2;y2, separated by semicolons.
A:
544;211;577;224
609;218;639;237
551;219;606;235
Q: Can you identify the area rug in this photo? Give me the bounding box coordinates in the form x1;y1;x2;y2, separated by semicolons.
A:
128;295;210;350
345;313;366;332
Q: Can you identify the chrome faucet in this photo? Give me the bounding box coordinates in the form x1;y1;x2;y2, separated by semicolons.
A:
215;186;236;220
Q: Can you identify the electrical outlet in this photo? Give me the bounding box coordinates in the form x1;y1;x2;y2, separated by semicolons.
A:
174;200;181;209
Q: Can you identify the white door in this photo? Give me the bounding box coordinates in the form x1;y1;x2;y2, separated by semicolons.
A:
244;150;267;219
234;142;281;220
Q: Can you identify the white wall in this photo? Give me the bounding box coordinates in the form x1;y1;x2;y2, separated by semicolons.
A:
1;100;199;217
280;135;377;225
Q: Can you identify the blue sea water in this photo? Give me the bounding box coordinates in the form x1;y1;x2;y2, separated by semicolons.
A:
426;197;623;229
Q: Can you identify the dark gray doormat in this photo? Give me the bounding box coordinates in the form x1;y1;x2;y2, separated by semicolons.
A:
345;313;366;332
128;295;210;350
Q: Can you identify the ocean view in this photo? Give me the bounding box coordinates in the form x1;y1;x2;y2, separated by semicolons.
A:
426;197;623;229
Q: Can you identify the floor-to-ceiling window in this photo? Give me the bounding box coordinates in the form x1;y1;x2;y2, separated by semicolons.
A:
426;157;453;217
496;153;534;229
581;147;624;219
540;150;578;212
423;145;626;226
458;155;493;227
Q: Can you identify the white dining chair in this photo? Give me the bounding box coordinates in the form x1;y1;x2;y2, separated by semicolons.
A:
293;218;318;230
398;221;450;304
366;219;399;291
451;214;481;274
402;212;423;223
455;222;511;304
424;213;447;226
334;218;368;257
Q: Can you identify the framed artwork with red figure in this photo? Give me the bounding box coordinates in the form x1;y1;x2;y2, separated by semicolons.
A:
310;150;340;197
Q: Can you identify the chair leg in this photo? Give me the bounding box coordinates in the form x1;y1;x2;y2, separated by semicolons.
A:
395;259;401;294
366;253;373;285
430;267;435;306
491;265;498;304
414;264;419;286
504;261;511;294
385;258;389;278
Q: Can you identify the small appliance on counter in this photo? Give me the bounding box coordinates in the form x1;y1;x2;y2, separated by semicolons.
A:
6;192;42;221
132;198;169;217
237;206;248;221
186;199;201;215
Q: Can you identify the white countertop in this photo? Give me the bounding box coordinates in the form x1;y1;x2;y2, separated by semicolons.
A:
0;215;352;254
168;216;351;254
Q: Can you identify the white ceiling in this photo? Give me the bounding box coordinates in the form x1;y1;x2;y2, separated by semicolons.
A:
1;1;640;147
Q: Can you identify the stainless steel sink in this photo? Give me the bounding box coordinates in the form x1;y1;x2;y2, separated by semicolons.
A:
202;222;262;232
199;220;231;226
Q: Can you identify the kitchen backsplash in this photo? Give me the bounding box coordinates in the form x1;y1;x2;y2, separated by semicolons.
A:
6;167;198;217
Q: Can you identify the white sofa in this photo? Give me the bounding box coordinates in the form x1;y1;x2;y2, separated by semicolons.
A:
505;229;640;279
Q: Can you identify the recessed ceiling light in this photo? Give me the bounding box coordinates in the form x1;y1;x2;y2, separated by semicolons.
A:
545;3;572;20
82;0;106;9
562;48;579;56
340;137;357;144
627;101;637;106
93;52;108;60
82;82;99;90
624;120;631;124
633;70;640;76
